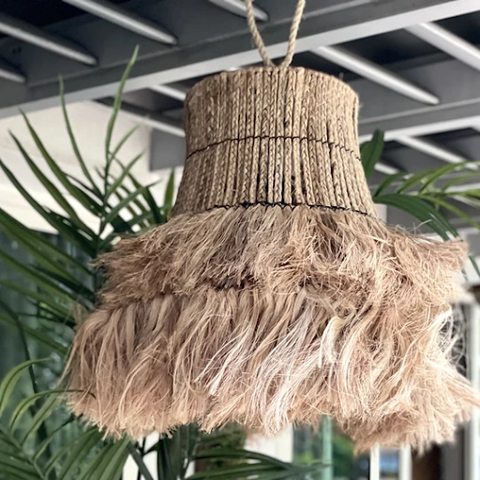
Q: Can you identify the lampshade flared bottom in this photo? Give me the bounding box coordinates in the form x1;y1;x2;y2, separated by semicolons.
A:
66;205;478;451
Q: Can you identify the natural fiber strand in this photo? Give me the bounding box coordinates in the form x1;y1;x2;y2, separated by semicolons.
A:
174;68;372;216
280;0;306;67
244;0;306;68
67;205;477;451
65;65;480;450
245;0;274;67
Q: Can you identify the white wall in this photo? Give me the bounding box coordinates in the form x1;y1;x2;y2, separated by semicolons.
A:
0;102;177;233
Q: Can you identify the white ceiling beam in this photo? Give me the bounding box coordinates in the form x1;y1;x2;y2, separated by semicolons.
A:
355;54;480;141
448;182;480;192
375;161;401;175
0;59;26;83
360;118;480;143
149;84;188;102
0;12;97;65
407;22;480;72
208;0;268;21
63;0;177;45
92;100;185;137
394;136;476;168
312;46;439;105
1;0;479;118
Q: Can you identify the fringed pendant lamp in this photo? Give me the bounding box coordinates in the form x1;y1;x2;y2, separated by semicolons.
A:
66;0;480;451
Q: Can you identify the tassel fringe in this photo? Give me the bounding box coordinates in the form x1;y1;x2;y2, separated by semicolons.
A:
66;205;479;450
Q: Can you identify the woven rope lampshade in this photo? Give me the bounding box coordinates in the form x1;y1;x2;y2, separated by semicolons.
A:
174;68;373;217
66;0;480;451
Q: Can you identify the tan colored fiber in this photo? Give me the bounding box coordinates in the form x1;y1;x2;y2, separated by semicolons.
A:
67;206;476;451
174;68;374;216
244;0;274;67
244;0;306;68
65;67;479;451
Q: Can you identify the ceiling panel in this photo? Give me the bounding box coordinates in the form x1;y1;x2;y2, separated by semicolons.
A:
1;0;480;214
0;0;132;28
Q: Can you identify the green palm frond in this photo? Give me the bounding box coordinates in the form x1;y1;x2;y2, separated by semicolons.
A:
0;361;130;480
361;134;480;247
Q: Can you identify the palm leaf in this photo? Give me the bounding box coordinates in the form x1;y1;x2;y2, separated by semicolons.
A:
105;46;139;166
105;150;145;201
0;429;43;480
18;394;59;445
60;77;101;196
0;359;48;417
10;390;68;431
127;443;156;480
106;175;150;230
100;183;156;234
0;206;91;275
164;169;176;218
76;437;129;480
114;158;164;225
395;168;437;194
419;161;480;193
0;280;71;317
110;124;141;162
421;195;480;231
194;449;289;468
33;265;95;305
441;171;480;191
0;157;97;256
20;111;103;217
0;223;84;294
0;311;68;356
10;133;92;235
47;429;102;479
373;171;406;197
0;249;80;305
0;299;39;417
360;130;384;179
32;416;77;463
375;193;458;240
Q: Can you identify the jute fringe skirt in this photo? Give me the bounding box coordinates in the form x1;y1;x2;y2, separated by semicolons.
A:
67;205;477;450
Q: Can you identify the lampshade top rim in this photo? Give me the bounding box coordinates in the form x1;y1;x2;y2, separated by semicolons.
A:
184;66;358;106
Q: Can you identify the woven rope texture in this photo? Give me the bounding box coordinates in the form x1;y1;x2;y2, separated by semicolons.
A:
173;67;376;217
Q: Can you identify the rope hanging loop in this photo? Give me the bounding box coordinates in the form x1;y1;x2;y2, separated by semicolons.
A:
244;0;306;68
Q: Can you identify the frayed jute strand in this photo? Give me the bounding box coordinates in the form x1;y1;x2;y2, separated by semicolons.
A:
66;205;479;451
64;49;480;449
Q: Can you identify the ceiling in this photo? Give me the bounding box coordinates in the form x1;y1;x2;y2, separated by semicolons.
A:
0;0;131;29
1;0;480;240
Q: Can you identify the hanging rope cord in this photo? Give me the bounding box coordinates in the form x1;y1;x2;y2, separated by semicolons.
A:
244;0;306;68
